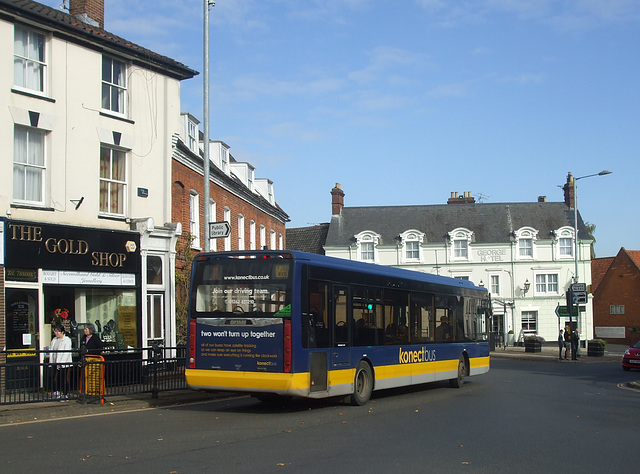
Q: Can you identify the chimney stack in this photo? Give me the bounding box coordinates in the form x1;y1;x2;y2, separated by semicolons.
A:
563;172;575;209
331;183;345;216
447;191;475;205
70;0;105;29
538;195;547;202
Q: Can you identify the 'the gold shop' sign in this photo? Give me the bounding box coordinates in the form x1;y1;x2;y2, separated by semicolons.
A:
6;220;140;273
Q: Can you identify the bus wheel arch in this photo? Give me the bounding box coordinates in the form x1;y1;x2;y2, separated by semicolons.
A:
449;352;469;389
350;360;374;406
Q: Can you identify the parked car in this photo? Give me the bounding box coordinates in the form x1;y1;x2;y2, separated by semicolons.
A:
622;340;640;370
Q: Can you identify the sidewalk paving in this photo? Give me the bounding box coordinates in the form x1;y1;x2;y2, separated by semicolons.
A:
490;342;627;362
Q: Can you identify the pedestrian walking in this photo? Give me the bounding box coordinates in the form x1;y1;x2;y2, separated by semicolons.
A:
563;326;571;359
558;329;564;360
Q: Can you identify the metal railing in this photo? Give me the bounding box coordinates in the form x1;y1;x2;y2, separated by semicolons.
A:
0;345;187;405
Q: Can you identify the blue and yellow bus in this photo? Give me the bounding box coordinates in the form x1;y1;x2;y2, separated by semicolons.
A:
186;250;490;405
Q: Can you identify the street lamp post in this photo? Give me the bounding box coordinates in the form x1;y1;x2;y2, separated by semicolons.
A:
571;170;612;283
571;169;611;350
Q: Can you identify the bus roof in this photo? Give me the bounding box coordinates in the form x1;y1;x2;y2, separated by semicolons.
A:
196;250;487;293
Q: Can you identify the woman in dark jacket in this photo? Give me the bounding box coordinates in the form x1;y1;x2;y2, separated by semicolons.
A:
81;323;103;355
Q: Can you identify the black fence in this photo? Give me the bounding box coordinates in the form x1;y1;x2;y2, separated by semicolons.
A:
0;346;187;405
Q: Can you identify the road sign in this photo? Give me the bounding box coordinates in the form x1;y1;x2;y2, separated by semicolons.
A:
555;305;578;318
209;221;230;238
570;283;586;292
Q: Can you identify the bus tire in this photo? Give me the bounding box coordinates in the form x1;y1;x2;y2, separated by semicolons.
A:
449;356;466;388
350;361;373;406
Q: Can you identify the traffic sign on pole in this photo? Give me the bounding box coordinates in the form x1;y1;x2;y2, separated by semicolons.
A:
209;221;230;238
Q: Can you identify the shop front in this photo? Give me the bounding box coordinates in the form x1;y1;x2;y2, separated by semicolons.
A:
3;220;141;390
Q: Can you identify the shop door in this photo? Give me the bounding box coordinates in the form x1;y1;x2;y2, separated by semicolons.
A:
5;288;40;391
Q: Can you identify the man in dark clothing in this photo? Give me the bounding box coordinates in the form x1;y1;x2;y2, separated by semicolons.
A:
558;330;565;360
571;328;579;360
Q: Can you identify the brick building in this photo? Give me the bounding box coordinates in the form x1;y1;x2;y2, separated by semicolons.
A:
591;248;640;346
172;113;289;269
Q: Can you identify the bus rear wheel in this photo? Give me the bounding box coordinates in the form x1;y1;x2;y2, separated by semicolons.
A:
449;356;466;388
350;361;373;406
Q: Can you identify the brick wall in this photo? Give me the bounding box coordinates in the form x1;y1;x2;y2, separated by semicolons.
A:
593;251;640;346
172;159;286;264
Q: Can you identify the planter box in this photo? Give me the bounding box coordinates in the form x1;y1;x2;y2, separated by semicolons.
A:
525;342;542;353
587;344;605;357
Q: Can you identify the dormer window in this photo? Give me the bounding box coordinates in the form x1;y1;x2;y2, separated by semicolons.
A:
399;230;424;263
354;231;381;263
554;226;575;259
514;227;538;260
221;147;228;174
449;228;473;261
187;119;198;153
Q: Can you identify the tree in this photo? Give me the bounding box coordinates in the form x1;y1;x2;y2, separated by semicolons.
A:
174;233;196;346
585;222;597;258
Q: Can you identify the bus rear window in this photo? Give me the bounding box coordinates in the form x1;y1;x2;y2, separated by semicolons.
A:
192;258;291;317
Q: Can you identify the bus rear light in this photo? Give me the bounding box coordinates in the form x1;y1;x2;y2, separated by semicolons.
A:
188;318;197;369
283;319;292;373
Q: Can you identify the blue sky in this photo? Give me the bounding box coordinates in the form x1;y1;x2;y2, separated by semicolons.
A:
47;0;638;257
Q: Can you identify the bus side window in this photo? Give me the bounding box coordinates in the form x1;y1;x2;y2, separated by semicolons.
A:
308;281;331;348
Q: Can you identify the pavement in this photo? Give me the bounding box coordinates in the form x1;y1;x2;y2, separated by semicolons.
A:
1;343;637;426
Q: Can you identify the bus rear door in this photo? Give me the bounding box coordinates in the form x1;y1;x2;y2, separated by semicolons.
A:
332;285;351;367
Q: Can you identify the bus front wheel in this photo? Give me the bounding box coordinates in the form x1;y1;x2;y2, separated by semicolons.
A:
449;356;466;388
350;361;373;406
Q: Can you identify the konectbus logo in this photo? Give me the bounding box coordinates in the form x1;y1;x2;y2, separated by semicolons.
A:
398;347;436;364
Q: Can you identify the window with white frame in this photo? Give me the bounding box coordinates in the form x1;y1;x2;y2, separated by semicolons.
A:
249;220;256;250
260;225;266;250
559;237;573;257
535;273;559;294
278;233;283;250
224;207;231;251
521;311;538;334
13;126;45;204
99;145;127;216
515;228;538;259
221;147;229;174
147;294;164;341
270;230;276;250
400;230;424;263
555;227;575;259
454;239;468;258
187;119;198;153
102;56;127;114
355;231;380;263
14;26;46;93
361;242;374;261
519;238;533;257
490;274;500;296
189;191;200;249
238;215;245;250
449;229;472;261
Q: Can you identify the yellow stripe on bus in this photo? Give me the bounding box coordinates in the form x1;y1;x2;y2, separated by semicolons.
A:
186;356;489;392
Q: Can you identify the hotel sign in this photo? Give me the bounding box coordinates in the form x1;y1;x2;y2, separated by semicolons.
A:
476;248;507;262
5;220;140;274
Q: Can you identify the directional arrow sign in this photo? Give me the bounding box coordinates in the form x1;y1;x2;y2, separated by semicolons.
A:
555;305;578;318
209;221;230;238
